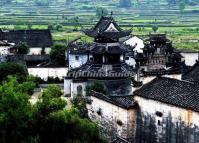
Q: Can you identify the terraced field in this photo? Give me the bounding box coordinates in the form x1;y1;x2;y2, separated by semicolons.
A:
0;1;199;51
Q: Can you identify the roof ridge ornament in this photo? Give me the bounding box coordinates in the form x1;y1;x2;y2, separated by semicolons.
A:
111;11;113;17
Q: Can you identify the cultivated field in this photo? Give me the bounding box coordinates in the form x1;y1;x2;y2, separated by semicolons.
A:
1;0;199;51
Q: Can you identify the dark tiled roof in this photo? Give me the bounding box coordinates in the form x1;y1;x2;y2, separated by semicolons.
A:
182;62;199;83
149;34;169;42
99;31;131;39
0;29;53;47
142;67;182;76
67;62;135;79
0;40;13;46
68;43;90;54
90;91;136;109
134;77;199;112
89;43;127;54
83;16;131;38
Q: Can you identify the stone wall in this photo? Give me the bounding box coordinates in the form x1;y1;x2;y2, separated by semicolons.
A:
134;96;199;143
87;96;137;142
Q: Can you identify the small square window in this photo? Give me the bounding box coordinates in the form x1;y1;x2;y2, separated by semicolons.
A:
125;57;129;60
75;56;79;60
158;120;161;126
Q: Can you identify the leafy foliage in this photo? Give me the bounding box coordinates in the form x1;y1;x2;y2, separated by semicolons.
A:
152;25;159;33
72;94;88;118
0;78;106;143
86;81;106;95
179;2;186;14
0;77;35;143
0;62;27;83
96;7;108;18
17;42;30;54
50;43;67;65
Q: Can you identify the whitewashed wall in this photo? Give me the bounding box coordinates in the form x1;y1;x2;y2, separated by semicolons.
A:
28;67;68;80
28;47;51;55
0;47;10;62
134;96;199;128
68;54;88;69
64;79;71;96
71;81;87;98
87;96;137;142
181;52;198;66
125;56;136;67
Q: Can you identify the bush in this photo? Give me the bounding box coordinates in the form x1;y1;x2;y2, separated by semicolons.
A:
17;42;30;54
96;7;108;18
86;81;106;95
0;62;27;83
50;43;67;65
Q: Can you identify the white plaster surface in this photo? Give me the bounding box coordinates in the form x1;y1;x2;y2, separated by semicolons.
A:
124;36;144;53
28;47;51;55
181;52;198;66
28;67;68;80
68;54;88;69
134;96;199;127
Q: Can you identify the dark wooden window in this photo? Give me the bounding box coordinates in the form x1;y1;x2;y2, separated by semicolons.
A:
75;56;79;60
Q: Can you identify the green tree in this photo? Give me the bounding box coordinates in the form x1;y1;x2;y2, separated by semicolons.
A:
96;7;108;18
179;2;186;14
55;24;63;31
86;81;106;95
48;24;54;30
72;94;88;118
72;16;80;31
0;80;106;143
50;43;67;65
152;24;159;33
34;85;106;143
0;62;27;82
17;42;30;54
0;76;35;143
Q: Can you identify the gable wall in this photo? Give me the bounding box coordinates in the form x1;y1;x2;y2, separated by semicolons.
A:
87;96;137;142
134;96;199;143
68;54;88;69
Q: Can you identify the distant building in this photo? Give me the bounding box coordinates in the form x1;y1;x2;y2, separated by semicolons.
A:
0;29;53;55
182;61;199;84
0;40;15;63
64;16;189;142
134;77;199;143
65;16;136;97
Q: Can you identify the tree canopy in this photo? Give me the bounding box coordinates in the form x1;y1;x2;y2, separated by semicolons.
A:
96;7;108;18
17;42;30;54
0;62;27;83
50;43;67;66
0;77;106;143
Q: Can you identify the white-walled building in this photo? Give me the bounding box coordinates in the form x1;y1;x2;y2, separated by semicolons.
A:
0;29;53;55
134;77;199;143
64;16;137;97
64;16;196;143
0;40;15;62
